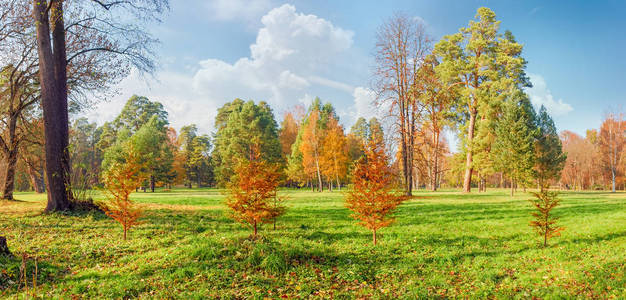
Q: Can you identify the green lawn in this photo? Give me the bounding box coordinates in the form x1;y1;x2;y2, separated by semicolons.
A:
1;188;624;298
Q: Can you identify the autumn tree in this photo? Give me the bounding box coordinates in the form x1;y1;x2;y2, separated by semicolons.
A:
598;111;625;193
320;116;349;191
345;137;407;245
226;145;284;235
529;190;564;247
100;144;147;240
534;105;566;191
300;108;324;191
434;8;529;192
279;110;301;159
30;0;168;211
413;55;456;191
374;13;431;196
560;131;596;190
492;93;537;196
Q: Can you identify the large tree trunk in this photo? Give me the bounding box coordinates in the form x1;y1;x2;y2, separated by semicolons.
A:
463;108;477;193
34;0;73;212
612;168;616;193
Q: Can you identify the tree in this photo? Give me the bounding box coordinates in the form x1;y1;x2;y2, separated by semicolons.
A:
279;111;300;159
374;13;431;196
100;144;147;240
434;8;528;192
178;125;212;188
413;55;456;191
492;93;536;196
226;145;284;236
130;116;172;192
114;95;169;132
560;131;596;190
534;105;567;191
529;190;564;247
30;0;168;212
300;109;324;191
212;99;282;186
320;116;349;191
345;137;407;245
598;112;625;193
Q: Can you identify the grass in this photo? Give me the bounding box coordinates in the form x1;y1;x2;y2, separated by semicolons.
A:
1;188;624;298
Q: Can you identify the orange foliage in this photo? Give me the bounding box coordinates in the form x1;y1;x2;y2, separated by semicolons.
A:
529;190;564;247
226;145;285;235
320;116;349;190
300;109;323;191
100;145;147;240
345;138;407;245
279;111;300;158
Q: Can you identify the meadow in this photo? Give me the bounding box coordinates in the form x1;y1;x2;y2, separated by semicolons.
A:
1;188;624;299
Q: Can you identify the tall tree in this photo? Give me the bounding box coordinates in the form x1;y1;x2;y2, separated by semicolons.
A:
300;109;324;192
374;13;431;196
534;105;566;191
598;112;625;192
320;116;349;190
492;93;537;196
434;8;528;192
279;111;300;159
212;99;282;186
31;0;168;211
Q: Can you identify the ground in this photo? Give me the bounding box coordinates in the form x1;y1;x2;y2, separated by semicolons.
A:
1;188;624;299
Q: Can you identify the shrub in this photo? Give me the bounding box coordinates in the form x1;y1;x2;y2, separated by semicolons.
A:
529;190;564;247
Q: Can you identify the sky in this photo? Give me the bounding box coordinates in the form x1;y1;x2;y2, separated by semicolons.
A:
85;0;626;149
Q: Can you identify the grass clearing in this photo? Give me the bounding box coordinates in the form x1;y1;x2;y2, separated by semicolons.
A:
1;188;624;298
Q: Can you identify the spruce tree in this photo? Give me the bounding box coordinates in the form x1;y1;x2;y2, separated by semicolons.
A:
534;105;567;191
493;92;537;196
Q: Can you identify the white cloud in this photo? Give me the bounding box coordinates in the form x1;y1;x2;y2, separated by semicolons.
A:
526;73;573;116
352;87;377;120
88;4;357;134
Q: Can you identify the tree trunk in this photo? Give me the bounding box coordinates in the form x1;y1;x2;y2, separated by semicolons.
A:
463;109;477;193
315;158;323;192
612;168;616;193
253;221;258;236
336;175;341;191
150;175;155;192
372;229;377;246
34;0;73;212
1;148;18;200
511;179;514;197
0;236;10;256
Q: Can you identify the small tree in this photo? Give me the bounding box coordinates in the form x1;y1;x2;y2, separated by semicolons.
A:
345;137;407;245
100;145;147;240
226;145;284;235
529;190;564;247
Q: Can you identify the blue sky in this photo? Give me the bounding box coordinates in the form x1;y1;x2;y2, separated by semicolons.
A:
88;0;625;146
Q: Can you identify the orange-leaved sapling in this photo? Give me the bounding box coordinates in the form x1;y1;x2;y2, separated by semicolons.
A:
100;145;147;240
529;190;564;247
345;135;407;245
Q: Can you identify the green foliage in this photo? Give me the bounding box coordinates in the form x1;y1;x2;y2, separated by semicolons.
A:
212;99;282;186
492;93;537;193
114;95;168;132
534;105;567;189
179;125;213;187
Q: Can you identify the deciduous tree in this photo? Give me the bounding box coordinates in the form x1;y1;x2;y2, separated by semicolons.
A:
320;116;348;191
226;145;284;235
345;137;407;245
598;112;625;193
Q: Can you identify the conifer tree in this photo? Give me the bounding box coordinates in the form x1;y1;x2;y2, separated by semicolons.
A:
492;92;537;196
345;136;407;245
226;145;284;235
534;105;567;191
529;190;564;247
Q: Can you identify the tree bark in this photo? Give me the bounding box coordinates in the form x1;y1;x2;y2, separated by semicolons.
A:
150;175;155;192
1;148;18;200
372;229;377;246
34;0;73;212
463;108;477;193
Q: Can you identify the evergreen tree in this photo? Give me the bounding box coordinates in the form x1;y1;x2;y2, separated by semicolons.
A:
492;92;537;196
534;105;567;191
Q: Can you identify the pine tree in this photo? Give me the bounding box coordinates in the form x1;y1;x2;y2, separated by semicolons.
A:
492;92;537;196
534;105;567;191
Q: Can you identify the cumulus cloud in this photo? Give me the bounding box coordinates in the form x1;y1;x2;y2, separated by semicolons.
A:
88;4;357;134
351;87;378;120
526;73;573;116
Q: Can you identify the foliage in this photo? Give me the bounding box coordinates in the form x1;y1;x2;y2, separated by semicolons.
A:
99;145;147;240
534;105;567;190
598;112;625;192
226;146;285;235
434;7;529;192
345;138;407;245
529;190;564;247
212;99;282;186
320;116;349;190
492;93;537;195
